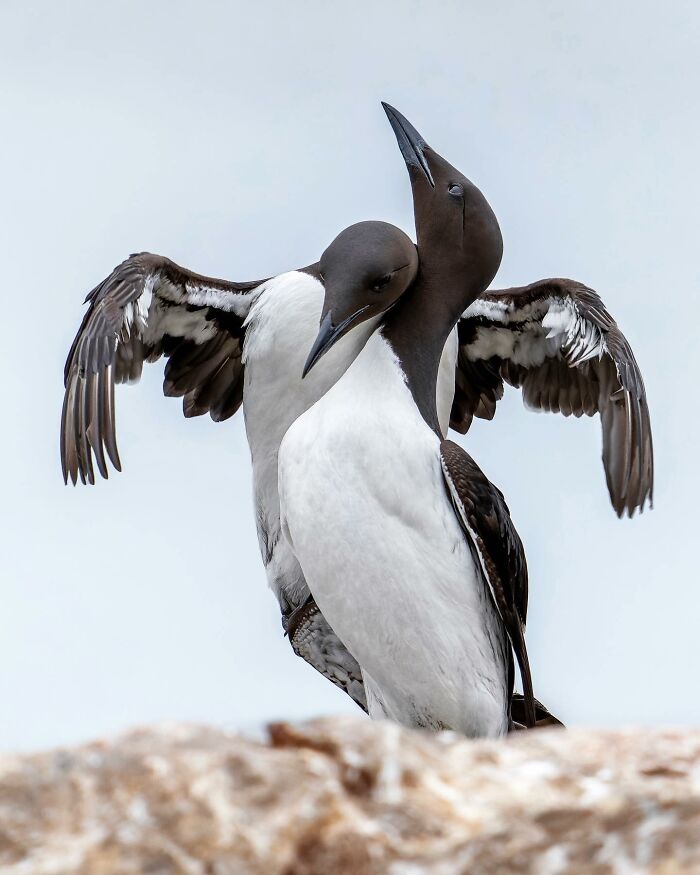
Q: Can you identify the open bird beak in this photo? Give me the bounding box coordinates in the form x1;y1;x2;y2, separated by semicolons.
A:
382;102;435;187
302;306;370;378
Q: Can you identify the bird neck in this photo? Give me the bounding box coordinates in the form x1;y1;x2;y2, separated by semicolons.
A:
382;272;480;437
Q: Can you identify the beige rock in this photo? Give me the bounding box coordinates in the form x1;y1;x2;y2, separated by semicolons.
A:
0;718;699;874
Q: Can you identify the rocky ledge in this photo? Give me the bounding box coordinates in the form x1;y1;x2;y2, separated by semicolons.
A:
0;717;699;874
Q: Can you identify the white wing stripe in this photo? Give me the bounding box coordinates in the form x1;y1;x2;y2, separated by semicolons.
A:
184;281;255;314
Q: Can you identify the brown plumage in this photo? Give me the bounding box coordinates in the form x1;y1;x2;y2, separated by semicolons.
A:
452;278;653;517
61;253;264;485
510;694;564;730
440;439;537;728
286;597;368;713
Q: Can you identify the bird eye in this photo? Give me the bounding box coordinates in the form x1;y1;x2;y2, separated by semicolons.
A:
448;183;464;198
371;274;393;292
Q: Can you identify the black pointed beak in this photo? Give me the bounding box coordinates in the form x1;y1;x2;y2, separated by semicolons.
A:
382;102;435;187
302;306;370;378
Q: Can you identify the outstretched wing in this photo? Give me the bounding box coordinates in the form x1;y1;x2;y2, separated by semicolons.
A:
440;439;537;729
452;279;653;517
61;253;266;484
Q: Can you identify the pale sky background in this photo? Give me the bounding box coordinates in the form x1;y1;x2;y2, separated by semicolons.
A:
1;1;697;751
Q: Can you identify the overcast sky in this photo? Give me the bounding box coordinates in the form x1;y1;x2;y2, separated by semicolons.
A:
1;0;697;751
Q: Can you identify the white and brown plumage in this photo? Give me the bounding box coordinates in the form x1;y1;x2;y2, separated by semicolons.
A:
60;251;378;710
60;104;652;720
280;106;652;733
63;261;652;517
61;255;259;484
454;279;653;517
279;109;540;734
60;226;430;713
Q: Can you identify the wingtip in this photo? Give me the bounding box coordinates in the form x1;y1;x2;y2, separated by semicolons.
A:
613;490;654;519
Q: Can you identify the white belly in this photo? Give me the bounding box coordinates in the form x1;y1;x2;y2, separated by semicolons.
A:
242;271;458;612
242;271;378;606
279;333;509;736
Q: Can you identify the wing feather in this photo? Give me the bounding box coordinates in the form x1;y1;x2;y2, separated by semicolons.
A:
285;597;368;713
62;253;265;485
440;439;541;729
454;279;653;516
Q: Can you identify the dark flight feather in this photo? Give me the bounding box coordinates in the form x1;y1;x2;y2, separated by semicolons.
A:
440;439;536;729
61;253;264;486
452;279;653;517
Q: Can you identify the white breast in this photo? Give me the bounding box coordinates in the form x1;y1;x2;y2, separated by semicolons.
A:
278;333;509;736
241;272;458;610
241;271;379;605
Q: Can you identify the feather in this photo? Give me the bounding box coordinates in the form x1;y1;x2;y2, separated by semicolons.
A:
61;253;264;482
440;440;536;729
455;278;653;515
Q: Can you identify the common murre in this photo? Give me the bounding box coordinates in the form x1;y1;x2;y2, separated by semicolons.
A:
60;104;651;715
279;110;537;734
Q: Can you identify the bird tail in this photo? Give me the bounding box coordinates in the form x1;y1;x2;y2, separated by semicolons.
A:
512;623;537;728
510;693;565;731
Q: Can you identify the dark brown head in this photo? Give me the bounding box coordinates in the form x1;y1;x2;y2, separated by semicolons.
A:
382;103;503;298
302;220;418;377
